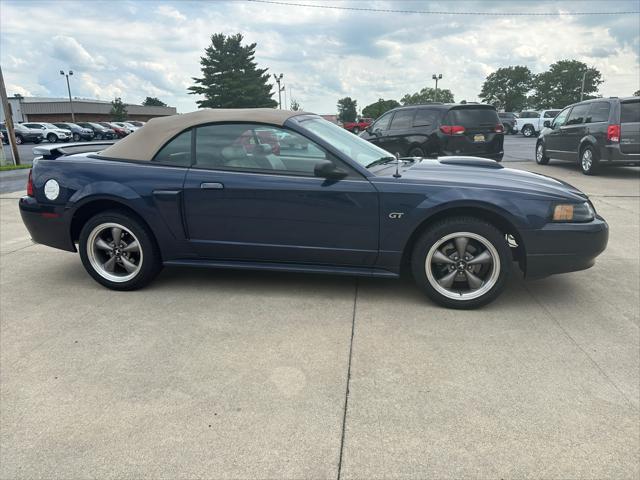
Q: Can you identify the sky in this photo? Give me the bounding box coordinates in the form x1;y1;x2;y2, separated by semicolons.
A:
1;0;639;114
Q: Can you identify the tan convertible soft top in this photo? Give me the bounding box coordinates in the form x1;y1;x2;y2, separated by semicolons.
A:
97;108;310;161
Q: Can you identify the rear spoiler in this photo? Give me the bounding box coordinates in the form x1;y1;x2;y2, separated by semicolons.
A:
33;141;115;160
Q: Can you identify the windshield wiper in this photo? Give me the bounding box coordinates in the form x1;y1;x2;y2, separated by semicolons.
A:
366;156;397;168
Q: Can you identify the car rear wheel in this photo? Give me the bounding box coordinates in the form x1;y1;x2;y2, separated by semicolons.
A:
409;147;425;157
15;135;23;145
47;133;58;143
522;125;535;137
79;210;162;290
411;217;511;309
580;145;600;175
72;133;80;142
536;142;550;165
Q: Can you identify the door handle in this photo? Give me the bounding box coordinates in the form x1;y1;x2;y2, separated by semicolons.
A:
200;182;224;190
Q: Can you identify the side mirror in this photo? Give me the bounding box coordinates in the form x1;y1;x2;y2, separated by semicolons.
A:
314;160;348;179
543;120;551;128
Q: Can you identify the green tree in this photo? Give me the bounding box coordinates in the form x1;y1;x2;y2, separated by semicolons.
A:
337;97;357;122
290;99;302;111
110;97;128;121
634;89;640;97
142;96;167;107
188;33;277;108
530;60;603;108
401;87;454;105
362;98;400;118
479;66;533;112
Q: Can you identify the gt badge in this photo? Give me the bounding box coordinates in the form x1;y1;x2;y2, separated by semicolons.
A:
389;212;404;219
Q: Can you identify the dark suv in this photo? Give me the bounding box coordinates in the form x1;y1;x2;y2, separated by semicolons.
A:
536;97;640;175
359;104;504;161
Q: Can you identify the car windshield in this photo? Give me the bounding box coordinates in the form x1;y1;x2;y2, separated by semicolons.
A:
43;123;59;129
295;116;394;168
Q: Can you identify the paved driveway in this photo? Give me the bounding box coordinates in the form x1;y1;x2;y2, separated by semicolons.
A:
1;159;638;479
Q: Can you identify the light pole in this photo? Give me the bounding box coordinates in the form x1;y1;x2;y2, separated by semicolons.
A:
60;70;75;122
432;73;442;102
273;73;285;109
580;70;588;102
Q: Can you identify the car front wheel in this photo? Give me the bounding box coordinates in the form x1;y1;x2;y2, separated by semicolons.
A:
411;217;511;309
409;147;425;157
15;135;23;145
79;210;162;290
536;142;550;165
47;133;58;143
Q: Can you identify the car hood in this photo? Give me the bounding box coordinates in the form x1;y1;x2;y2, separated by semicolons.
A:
377;157;587;201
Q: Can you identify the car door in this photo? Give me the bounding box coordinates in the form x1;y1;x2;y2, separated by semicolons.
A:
543;107;572;159
559;104;590;156
182;123;379;266
383;108;415;156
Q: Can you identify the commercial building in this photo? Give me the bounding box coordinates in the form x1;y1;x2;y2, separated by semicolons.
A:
1;96;177;123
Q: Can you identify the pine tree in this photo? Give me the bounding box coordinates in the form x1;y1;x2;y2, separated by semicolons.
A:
188;33;277;109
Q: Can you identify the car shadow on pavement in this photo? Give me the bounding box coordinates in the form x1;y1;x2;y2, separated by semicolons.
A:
542;162;640;179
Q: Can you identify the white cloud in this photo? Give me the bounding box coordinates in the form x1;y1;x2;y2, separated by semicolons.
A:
156;4;186;22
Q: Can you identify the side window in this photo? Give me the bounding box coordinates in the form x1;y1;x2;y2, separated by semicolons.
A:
372;112;393;132
544;110;560;118
566;104;590;125
413;109;438;127
389;109;415;130
552;107;571;128
152;130;192;166
585;102;610;123
195;123;336;176
620;101;640;123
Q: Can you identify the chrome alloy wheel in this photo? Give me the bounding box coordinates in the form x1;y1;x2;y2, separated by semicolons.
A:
581;148;593;171
536;144;544;162
87;222;143;282
425;232;500;301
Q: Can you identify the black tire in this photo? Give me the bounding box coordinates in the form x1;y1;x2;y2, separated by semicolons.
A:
535;142;550;165
15;135;23;145
47;133;58;143
352;127;360;134
522;125;535;137
34;138;42;144
72;133;80;142
410;217;511;309
95;134;102;140
409;147;425;157
579;144;600;175
79;210;162;291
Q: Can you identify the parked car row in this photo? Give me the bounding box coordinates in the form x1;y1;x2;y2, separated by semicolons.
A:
0;120;145;144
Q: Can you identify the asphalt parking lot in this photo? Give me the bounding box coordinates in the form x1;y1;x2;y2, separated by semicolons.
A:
1;140;639;478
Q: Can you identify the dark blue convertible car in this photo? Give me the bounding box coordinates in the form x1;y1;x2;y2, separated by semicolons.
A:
19;109;608;308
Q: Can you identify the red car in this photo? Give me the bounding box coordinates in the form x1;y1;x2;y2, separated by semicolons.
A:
235;129;281;155
342;117;373;134
99;122;128;138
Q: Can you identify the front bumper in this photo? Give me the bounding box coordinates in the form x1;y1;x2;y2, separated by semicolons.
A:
522;217;609;279
19;196;76;252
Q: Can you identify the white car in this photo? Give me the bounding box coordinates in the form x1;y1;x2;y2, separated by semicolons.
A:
514;110;562;137
22;122;73;143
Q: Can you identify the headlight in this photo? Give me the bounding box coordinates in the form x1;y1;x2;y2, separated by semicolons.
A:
552;201;595;222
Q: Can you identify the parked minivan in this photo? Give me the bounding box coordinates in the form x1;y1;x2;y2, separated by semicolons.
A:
358;103;504;161
536;97;640;174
